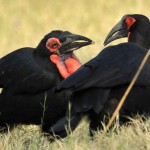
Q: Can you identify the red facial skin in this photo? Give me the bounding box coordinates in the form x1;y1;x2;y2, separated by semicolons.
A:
47;38;81;78
64;58;81;74
50;55;81;78
125;16;136;41
46;38;61;52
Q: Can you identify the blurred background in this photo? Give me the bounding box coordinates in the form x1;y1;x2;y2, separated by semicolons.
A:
0;0;149;63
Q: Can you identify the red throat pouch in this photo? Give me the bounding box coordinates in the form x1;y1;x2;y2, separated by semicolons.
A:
50;54;81;79
64;58;81;74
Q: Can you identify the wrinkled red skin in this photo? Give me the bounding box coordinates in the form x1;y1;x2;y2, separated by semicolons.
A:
125;16;136;42
46;38;61;52
50;54;81;78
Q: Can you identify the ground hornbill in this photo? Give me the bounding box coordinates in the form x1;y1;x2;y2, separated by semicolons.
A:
54;43;150;137
0;30;93;137
104;14;150;48
49;14;150;138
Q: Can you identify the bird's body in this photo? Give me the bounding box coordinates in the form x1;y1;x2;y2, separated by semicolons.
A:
51;43;150;137
0;88;69;132
0;47;68;133
0;48;59;93
58;14;150;137
0;30;93;136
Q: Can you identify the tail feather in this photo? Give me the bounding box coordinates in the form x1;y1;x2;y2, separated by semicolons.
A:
49;114;82;139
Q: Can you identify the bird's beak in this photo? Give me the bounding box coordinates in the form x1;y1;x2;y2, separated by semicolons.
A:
58;34;94;55
103;19;128;46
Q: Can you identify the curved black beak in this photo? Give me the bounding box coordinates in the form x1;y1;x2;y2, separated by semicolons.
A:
104;18;128;46
58;34;94;55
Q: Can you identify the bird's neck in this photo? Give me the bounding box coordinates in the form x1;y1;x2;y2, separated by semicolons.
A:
129;22;150;49
34;48;61;76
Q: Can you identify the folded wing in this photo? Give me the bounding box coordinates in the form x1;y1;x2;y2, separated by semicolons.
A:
57;43;150;92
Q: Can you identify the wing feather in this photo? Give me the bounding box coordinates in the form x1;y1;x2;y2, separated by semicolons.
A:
57;43;150;92
0;48;55;93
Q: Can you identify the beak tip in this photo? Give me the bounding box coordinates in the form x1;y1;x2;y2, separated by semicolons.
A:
103;40;107;46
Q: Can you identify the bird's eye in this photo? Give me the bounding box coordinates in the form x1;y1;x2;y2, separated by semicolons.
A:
46;38;61;52
51;43;59;48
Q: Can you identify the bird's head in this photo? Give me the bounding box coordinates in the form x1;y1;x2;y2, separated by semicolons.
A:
36;30;94;78
103;14;149;46
37;30;93;56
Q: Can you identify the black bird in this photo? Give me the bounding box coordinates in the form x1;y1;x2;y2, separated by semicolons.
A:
49;14;150;138
51;43;150;137
104;14;150;49
0;30;93;137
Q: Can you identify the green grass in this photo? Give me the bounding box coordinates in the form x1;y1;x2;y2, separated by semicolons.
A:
0;0;150;149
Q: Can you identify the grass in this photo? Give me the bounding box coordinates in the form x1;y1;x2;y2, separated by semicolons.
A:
0;0;150;149
1;117;150;150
